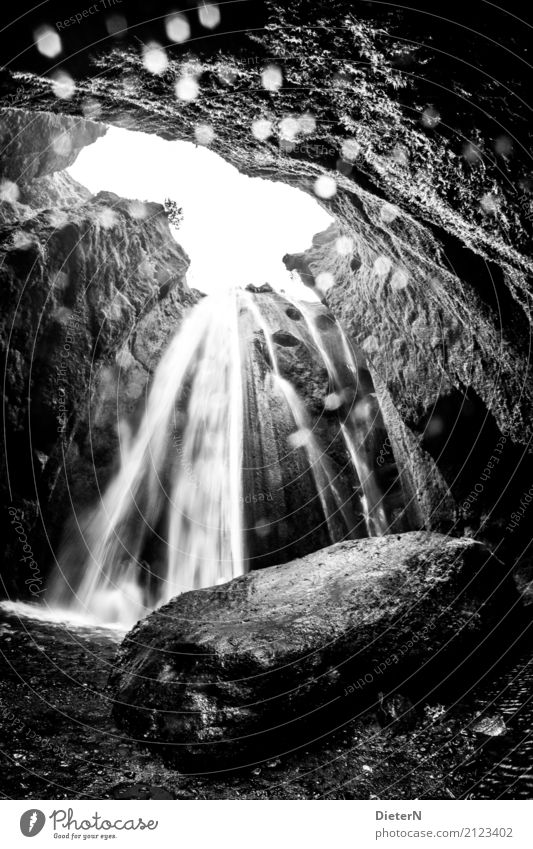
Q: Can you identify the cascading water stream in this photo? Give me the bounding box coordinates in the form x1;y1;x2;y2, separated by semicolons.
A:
47;288;402;627
48;289;245;626
338;330;391;535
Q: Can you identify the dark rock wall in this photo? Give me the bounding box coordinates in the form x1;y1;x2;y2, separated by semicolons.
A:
283;221;533;537
1;110;196;596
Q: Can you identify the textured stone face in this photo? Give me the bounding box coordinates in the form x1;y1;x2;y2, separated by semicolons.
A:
0;114;196;595
282;222;533;532
0;107;106;182
110;531;519;770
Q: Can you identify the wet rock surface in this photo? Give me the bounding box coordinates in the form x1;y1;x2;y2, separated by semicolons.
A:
111;531;520;769
284;223;533;537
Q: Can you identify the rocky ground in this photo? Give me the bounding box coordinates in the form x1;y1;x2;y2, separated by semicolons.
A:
0;601;531;801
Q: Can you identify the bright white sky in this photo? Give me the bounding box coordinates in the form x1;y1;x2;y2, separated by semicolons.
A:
68;127;332;299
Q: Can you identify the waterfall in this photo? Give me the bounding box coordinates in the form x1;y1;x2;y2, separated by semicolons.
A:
47;288;402;627
244;294;357;543
49;289;245;626
284;295;391;536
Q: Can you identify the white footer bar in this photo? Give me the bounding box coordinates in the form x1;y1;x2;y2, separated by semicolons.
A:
2;799;532;848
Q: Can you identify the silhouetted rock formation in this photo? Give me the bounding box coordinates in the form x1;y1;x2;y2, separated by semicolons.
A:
111;531;520;770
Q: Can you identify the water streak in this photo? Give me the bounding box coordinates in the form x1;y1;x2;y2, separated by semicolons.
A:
285;295;391;535
49;290;244;626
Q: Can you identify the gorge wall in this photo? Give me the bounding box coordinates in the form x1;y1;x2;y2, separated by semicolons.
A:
283;222;529;537
1;109;197;596
1;0;533;590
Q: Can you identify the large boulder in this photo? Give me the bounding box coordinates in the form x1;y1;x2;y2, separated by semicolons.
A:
111;531;520;770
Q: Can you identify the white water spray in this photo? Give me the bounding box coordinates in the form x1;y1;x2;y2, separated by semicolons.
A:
47;289;399;627
49;290;244;626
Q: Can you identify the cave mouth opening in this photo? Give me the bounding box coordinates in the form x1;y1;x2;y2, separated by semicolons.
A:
3;101;529;631
15;116;413;628
68;124;333;300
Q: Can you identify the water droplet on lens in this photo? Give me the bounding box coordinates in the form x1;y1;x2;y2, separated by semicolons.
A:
195;124;215;146
341;138;360;162
390;270;409;290
380;203;399;224
198;3;220;29
335;236;353;255
0;179;19;203
421;106;440;128
50;70;75;100
165;12;190;43
373;256;392;276
314;175;337;199
175;76;199;102
316;271;335;291
34;25;62;58
106;14;127;36
261;65;283;92
142;41;168;75
252;118;273;141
